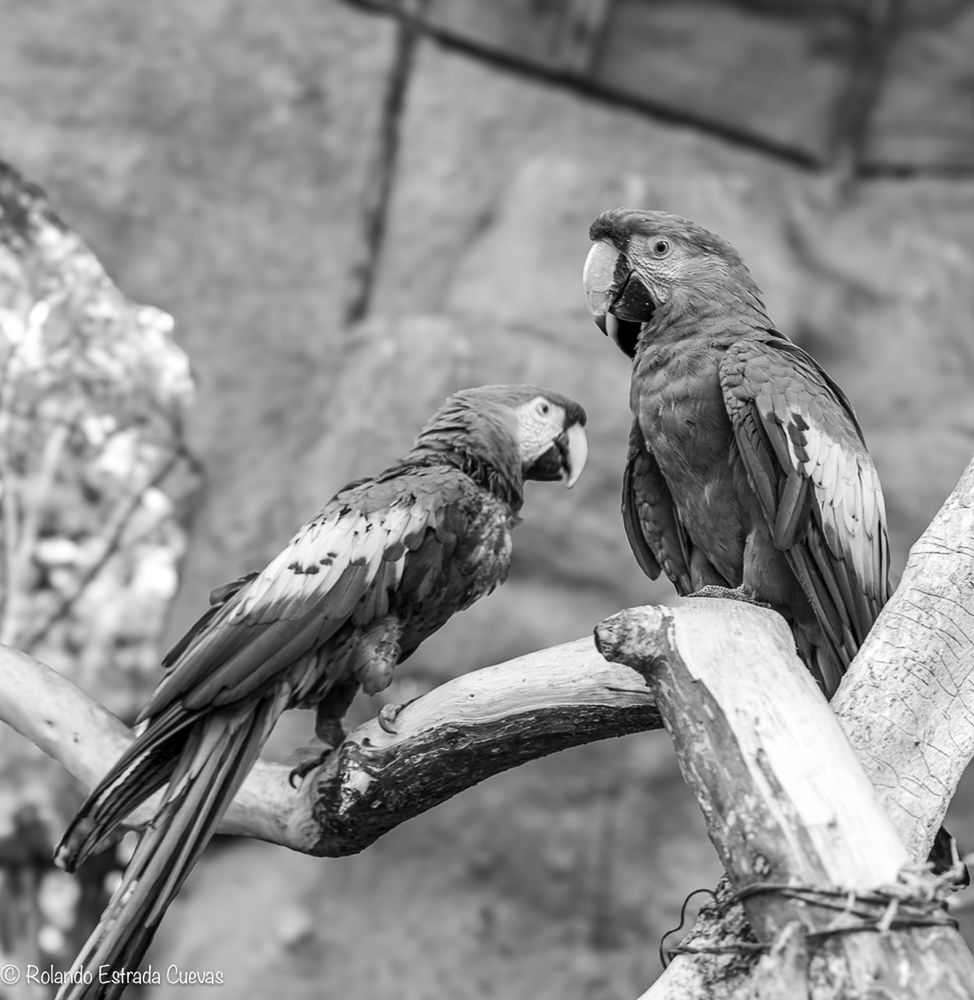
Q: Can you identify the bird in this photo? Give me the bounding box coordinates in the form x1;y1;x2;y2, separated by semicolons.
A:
54;383;588;999
583;208;888;696
582;208;964;880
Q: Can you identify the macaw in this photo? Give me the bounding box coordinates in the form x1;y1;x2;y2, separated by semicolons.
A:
55;384;588;999
583;208;888;695
582;207;963;878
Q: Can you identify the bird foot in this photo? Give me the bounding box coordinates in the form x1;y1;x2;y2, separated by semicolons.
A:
689;585;771;609
287;746;336;788
377;702;403;734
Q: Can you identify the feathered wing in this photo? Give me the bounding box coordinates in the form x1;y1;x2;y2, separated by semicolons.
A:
720;336;891;694
60;492;435;862
55;471;481;1000
622;421;694;594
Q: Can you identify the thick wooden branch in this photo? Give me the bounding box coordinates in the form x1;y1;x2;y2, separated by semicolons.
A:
598;602;910;908
599;601;974;998
833;453;974;860
618;453;974;1000
3;459;973;994
0;638;660;856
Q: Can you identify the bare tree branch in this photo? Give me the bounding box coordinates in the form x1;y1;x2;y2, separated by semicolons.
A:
597;600;913;897
834;452;974;859
599;600;974;998
2;454;973;995
0;637;660;856
632;452;974;999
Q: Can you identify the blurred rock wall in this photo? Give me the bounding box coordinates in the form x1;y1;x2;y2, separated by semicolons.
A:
2;2;974;998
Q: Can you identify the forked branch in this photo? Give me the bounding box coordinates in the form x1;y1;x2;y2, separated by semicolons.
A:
629;452;974;999
2;456;973;997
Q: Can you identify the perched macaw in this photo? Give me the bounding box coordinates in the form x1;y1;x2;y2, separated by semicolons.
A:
56;384;588;999
582;207;964;878
583;208;887;695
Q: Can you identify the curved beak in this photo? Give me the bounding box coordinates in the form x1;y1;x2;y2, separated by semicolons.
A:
583;240;621;331
560;421;588;488
583;240;657;359
524;421;589;488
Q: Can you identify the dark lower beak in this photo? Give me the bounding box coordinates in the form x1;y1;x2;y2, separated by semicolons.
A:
526;423;588;488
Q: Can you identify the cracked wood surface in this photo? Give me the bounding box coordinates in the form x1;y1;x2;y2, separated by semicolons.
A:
633;452;974;999
596;601;911;922
2;453;973;993
834;452;974;861
600;600;974;999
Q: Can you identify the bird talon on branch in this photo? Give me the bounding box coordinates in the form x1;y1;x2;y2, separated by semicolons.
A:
377;702;404;734
688;585;765;606
287;750;334;788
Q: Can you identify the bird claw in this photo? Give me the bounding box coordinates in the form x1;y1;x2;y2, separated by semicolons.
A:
377;703;403;734
287;749;334;788
690;585;771;609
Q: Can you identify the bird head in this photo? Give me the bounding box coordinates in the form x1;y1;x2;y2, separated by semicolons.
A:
415;385;588;501
582;208;758;359
506;387;589;488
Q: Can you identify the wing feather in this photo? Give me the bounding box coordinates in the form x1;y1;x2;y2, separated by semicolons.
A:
622;421;693;594
141;471;475;721
721;336;891;681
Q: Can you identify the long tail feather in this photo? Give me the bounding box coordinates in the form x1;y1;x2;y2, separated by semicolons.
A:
57;696;284;1000
56;703;206;872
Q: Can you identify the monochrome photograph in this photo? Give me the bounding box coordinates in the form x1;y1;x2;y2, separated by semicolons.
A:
2;2;974;998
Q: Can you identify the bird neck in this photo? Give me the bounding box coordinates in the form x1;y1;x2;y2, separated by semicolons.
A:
647;271;770;347
408;437;524;511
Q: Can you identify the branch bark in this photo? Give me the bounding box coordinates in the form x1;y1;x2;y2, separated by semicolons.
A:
0;637;660;856
834;453;974;860
599;601;974;998
626;452;974;999
2;454;973;993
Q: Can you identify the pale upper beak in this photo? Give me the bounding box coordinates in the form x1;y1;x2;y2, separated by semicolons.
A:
561;422;588;489
582;240;620;328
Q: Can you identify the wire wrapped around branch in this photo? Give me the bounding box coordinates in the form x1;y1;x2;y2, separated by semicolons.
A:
627;455;974;1000
660;872;960;968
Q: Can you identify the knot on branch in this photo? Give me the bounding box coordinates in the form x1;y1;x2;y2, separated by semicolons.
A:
661;868;960;968
593;605;673;674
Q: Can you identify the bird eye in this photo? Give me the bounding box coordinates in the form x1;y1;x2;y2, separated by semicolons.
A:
651;239;671;258
537;400;551;417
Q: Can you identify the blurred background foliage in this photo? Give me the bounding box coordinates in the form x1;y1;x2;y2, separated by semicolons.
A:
2;1;974;997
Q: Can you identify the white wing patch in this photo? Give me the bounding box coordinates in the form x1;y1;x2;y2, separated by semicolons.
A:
782;415;887;591
227;502;431;627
